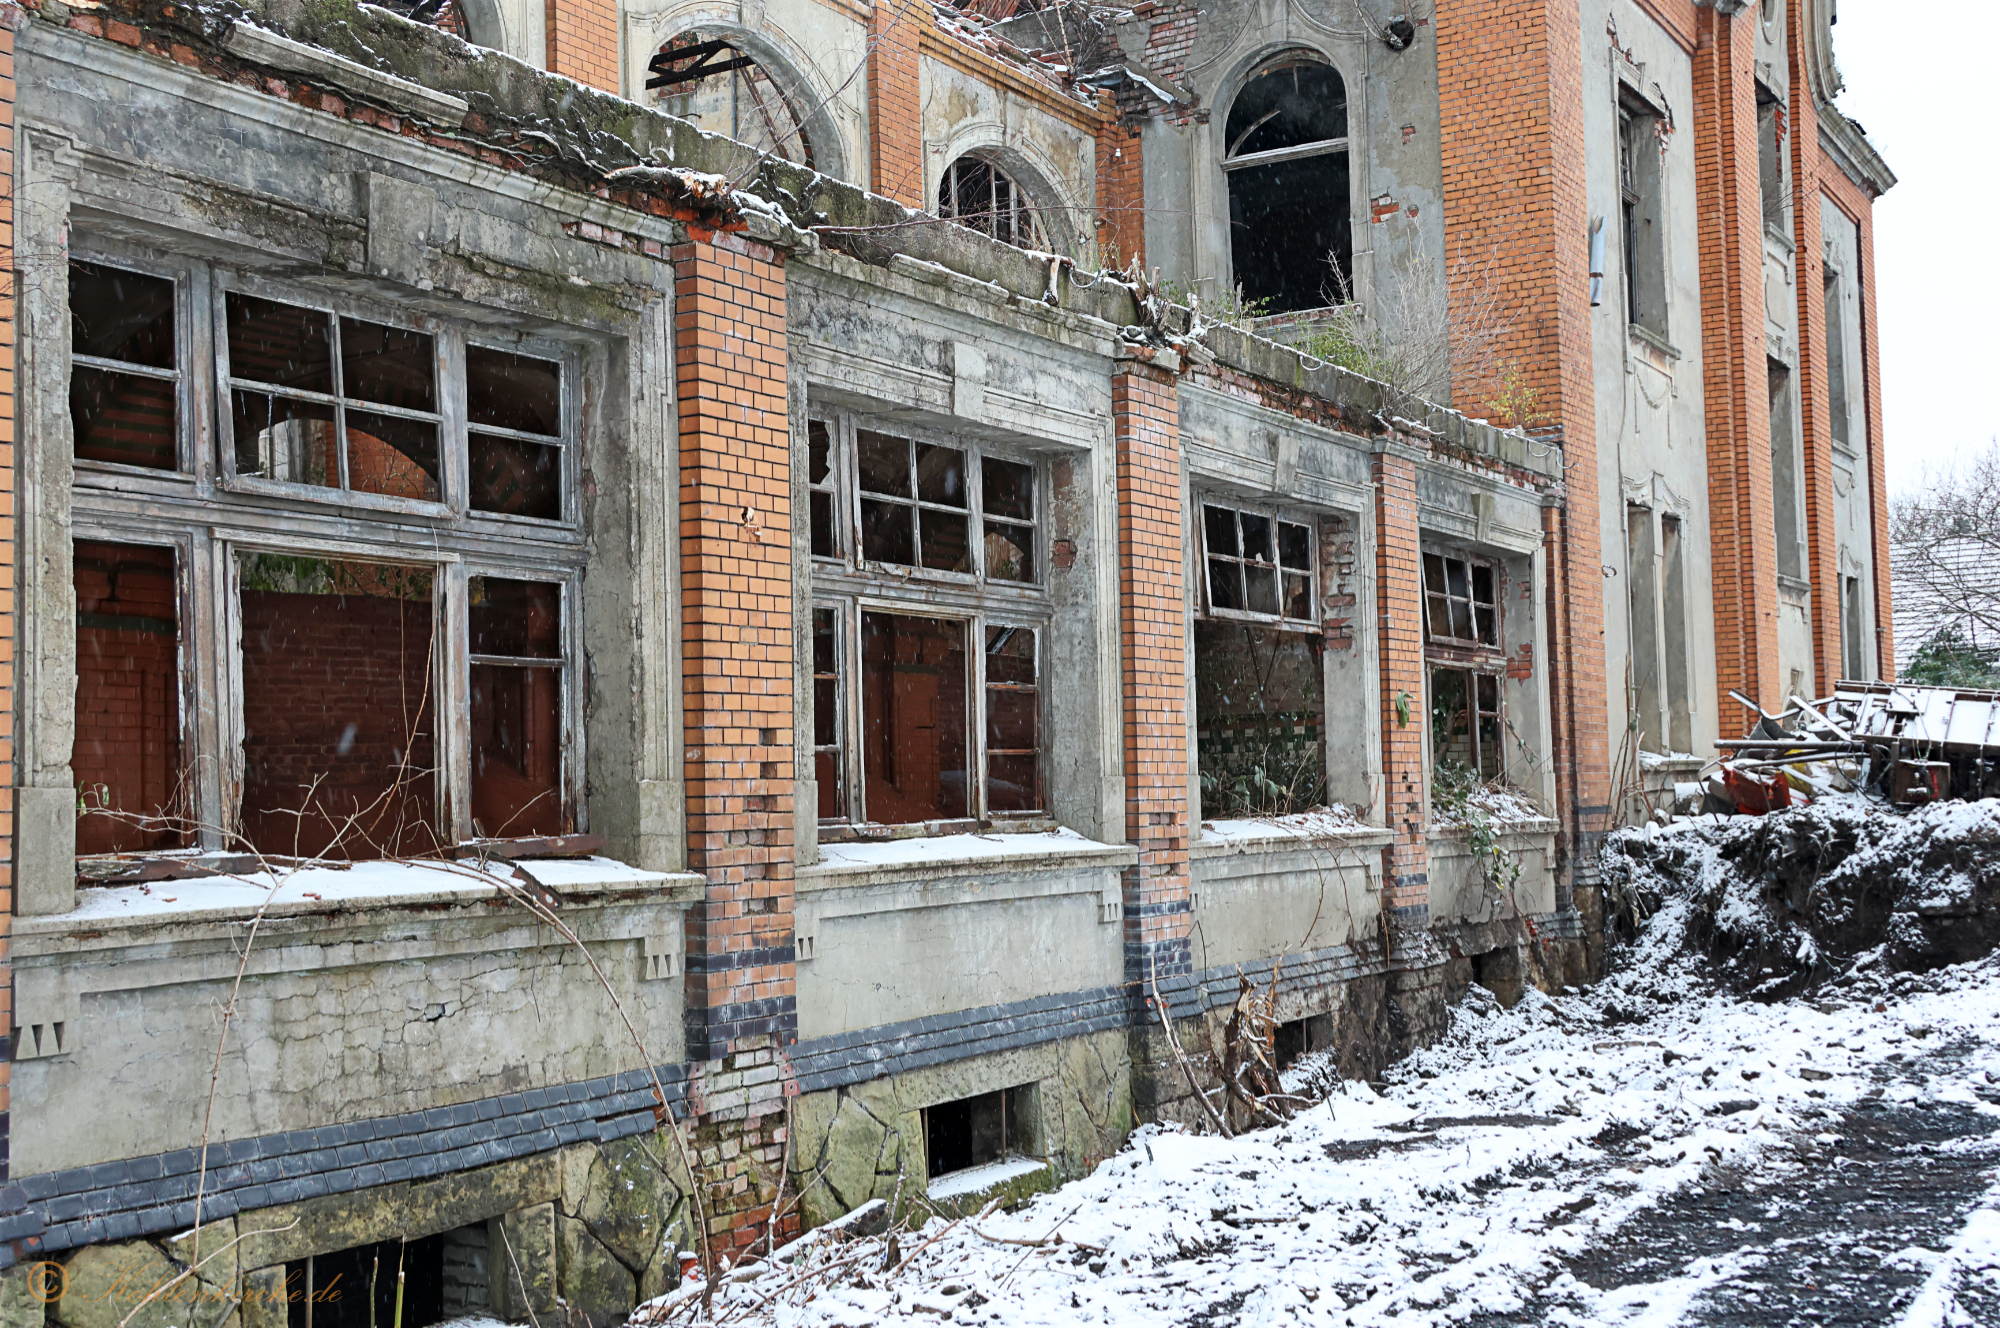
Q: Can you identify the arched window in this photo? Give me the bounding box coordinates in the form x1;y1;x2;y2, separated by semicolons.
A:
938;156;1048;252
649;35;816;169
1224;59;1352;315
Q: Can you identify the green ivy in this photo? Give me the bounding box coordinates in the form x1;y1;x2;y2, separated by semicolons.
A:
1432;758;1522;895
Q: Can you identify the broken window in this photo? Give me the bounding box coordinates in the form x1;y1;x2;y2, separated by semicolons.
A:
286;1231;459;1328
810;411;1049;829
938;156;1048;252
1423;548;1511;783
650;34;816;167
1769;358;1805;581
467;345;563;521
1223;58;1352;314
1618;102;1669;340
74;541;187;854
923;1087;1033;1179
1843;574;1867;682
238;554;441;860
69;260;180;471
1626;507;1664;752
1824;269;1852;450
1757;86;1788;233
1202;502;1315;624
226;293;443;503
469;577;569;839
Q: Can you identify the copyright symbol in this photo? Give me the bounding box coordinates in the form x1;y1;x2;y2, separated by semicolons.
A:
28;1261;66;1304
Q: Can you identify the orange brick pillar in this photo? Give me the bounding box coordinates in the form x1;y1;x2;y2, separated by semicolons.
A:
1690;2;1780;712
0;3;15;1174
867;0;926;208
546;0;621;94
673;233;796;1063
1112;357;1192;990
1372;447;1429;922
1784;19;1840;688
1095;107;1145;272
1435;0;1610;890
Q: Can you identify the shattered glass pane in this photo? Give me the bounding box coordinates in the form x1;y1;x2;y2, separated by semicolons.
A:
985;522;1034;582
466;346;561;436
226;293;334;395
470;436;561;520
1430;666;1473;771
1476;605;1497;645
1209;558;1244;612
982;457;1034;522
1240;512;1275;563
469;577;561;659
861;498;916;565
814;606;844;820
1245;564;1279;616
1282;573;1312;620
72;261;176;368
1449;597;1474;641
1423;553;1448;597
861;612;967;823
237;554;438;860
74;540;187;855
1278;521;1312;571
1427;592;1452;640
339;317;436;413
1194;621;1327;818
1204;505;1239;558
986;626;1035;684
921;509;971;573
233;393;336;487
72;367;178;470
1471;562;1495;607
985;626;1039;814
346;411;441;502
809;420;833;485
811;493;837;558
1445;559;1471;601
471;664;566;838
857;430;912;497
917;443;967;507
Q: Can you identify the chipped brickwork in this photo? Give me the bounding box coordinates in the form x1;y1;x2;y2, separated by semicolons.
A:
1095;119;1145;271
1373;448;1428;917
869;0;926;207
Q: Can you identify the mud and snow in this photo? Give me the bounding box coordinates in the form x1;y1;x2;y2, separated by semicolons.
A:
659;803;2000;1328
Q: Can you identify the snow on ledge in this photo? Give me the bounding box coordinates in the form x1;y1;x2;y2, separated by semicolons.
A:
1195;809;1390;855
24;856;687;934
806;827;1133;880
926;1155;1050;1202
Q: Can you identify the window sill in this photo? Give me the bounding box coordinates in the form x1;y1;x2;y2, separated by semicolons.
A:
1627;323;1682;360
21;855;702;941
1428;815;1559;843
800;828;1135;892
1191;813;1393;860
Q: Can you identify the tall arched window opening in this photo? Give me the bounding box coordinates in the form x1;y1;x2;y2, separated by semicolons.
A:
649;36;816;168
1224;59;1351;315
938;156;1049;252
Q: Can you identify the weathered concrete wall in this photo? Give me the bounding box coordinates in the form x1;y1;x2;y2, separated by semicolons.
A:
1427;820;1559;927
1188;828;1389;968
1820;191;1878;679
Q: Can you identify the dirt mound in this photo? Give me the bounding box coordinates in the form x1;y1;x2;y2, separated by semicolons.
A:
1601;795;2000;997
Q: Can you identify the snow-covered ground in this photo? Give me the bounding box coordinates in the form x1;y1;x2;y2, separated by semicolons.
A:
650;892;2000;1327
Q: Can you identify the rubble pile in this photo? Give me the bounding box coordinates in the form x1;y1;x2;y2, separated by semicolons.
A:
1602;794;2000;998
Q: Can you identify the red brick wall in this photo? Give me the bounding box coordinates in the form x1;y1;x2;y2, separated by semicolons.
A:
1819;163;1894;679
1690;3;1781;712
73;542;182;857
1435;0;1611;856
1094;117;1145;272
545;0;620;95
1112;359;1190;980
1372;449;1428;915
2;4;19;1145
868;0;926;208
672;234;797;1062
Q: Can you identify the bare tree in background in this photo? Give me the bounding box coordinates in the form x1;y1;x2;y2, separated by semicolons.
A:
1891;440;2000;685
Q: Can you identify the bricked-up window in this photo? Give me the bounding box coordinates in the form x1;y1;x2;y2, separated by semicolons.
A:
810;411;1050;829
469;578;569;838
1223;58;1352;314
938;156;1049;252
1423;553;1498;648
74;541;188;854
1202;502;1316;624
69;261;181;471
238;554;442;859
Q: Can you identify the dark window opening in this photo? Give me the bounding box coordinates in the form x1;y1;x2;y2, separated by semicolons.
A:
1203;503;1315;623
1618;105;1668;339
924;1086;1033;1179
985;626;1041;814
1769;358;1804;580
285;1232;459;1328
1825;272;1852;449
1757;87;1788;233
813;606;845;820
467;346;563;521
809;419;839;558
469;577;568;840
1430;666;1503;780
1843;575;1866;682
652;35;816;168
861;612;969;824
938;156;1047;251
857;431;970;573
1195;621;1326;819
982;456;1036;582
1626;507;1663;753
1273;1014;1333;1071
75;541;188;855
1423;552;1498;647
69;260;180;471
238;554;440;859
1224;61;1351;314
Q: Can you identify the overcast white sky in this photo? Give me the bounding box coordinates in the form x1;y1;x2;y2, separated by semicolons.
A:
1830;1;1998;496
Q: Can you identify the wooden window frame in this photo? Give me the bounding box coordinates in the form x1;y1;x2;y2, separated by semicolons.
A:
808;408;1051;834
1422;549;1502;651
1198;499;1319;629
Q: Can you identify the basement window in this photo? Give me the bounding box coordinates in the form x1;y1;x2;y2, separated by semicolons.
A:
69;260;181;471
1223;57;1352;315
74;541;188;855
810;410;1049;830
924;1086;1035;1179
285;1225;489;1328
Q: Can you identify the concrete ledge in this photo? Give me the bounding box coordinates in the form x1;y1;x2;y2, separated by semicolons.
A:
224;20;470;126
1190;819;1395;861
1427;817;1561;848
799;830;1136;893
